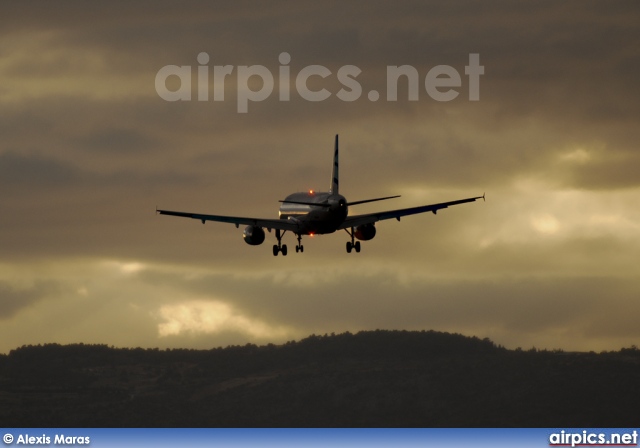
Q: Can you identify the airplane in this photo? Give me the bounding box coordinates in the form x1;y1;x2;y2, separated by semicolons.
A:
157;135;484;256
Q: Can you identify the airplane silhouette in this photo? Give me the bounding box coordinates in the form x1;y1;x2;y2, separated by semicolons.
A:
157;135;484;255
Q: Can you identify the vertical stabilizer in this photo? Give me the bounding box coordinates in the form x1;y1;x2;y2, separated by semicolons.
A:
330;134;339;194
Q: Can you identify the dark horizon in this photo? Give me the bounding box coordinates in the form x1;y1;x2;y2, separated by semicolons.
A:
3;330;639;427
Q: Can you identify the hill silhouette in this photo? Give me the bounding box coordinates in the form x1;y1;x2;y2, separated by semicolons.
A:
1;330;638;427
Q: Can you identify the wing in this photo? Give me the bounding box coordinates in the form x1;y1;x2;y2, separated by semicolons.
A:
338;194;484;229
156;209;300;232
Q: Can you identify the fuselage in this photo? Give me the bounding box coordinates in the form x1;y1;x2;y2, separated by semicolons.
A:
279;191;348;235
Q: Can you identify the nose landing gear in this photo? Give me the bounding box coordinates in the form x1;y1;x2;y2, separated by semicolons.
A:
295;233;304;253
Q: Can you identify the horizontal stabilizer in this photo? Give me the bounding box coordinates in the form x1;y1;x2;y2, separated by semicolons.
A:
347;195;401;206
278;200;332;207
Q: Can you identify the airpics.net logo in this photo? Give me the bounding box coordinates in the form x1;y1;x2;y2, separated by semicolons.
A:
155;52;484;113
549;430;638;447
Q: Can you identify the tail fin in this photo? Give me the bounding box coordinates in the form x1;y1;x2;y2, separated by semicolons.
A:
330;134;339;194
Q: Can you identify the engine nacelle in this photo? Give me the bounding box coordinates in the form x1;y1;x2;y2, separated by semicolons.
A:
354;223;376;241
243;225;265;245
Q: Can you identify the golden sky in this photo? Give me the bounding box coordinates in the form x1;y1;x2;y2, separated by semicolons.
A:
1;1;639;353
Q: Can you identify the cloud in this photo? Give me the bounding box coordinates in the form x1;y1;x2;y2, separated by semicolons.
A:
0;253;638;354
0;152;81;189
135;261;640;352
76;128;157;154
157;299;293;340
0;280;60;319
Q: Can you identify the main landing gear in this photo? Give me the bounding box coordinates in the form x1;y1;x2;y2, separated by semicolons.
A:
345;227;361;253
273;229;288;256
273;230;305;256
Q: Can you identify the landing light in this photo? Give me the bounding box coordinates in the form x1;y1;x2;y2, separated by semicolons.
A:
309;189;314;195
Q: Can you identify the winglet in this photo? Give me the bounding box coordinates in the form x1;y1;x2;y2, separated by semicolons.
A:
482;192;486;202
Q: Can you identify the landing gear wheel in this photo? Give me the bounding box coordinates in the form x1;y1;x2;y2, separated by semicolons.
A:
345;227;361;254
273;229;288;256
294;234;304;254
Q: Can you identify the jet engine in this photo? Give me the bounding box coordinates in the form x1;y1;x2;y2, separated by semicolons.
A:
354;223;376;241
243;225;265;245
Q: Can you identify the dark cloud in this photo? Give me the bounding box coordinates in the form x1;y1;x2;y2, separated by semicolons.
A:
76;128;157;154
0;152;81;188
0;280;60;319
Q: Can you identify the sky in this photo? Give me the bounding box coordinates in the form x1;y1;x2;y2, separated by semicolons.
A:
1;1;639;353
